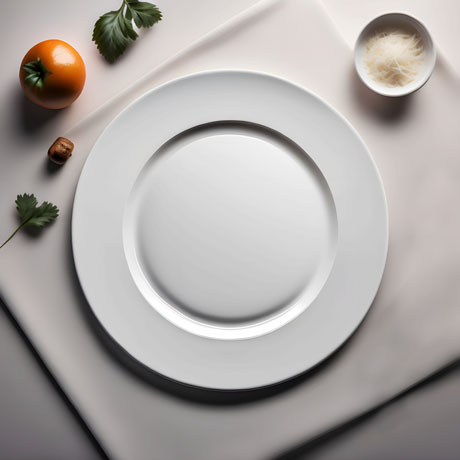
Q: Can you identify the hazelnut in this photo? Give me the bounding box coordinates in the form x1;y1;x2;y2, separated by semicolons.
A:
48;137;74;165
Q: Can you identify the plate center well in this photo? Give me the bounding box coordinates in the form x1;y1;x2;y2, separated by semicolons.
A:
124;122;337;339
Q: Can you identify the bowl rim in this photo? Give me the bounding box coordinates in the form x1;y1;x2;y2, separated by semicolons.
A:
354;12;436;97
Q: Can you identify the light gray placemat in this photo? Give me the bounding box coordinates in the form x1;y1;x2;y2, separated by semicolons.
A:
0;298;103;459
1;1;459;459
279;361;460;460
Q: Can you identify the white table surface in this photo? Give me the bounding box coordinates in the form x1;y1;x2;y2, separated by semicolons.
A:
1;297;459;458
1;1;459;459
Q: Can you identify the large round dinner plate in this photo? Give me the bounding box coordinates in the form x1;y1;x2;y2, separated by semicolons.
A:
72;71;388;390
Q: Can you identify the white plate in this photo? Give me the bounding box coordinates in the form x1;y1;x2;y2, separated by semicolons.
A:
72;71;388;390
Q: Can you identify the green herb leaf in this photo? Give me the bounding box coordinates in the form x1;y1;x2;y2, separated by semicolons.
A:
1;194;59;249
92;0;162;63
25;201;59;228
15;193;39;221
125;1;162;28
92;8;136;63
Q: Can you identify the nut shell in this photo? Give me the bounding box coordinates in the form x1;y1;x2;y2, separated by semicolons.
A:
48;137;74;165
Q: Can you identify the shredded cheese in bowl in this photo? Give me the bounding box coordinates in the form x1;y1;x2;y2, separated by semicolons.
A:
364;30;424;87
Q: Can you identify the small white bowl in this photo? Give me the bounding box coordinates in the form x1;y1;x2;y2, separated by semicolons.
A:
354;13;436;97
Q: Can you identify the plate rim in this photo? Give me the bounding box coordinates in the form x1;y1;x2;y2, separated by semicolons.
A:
72;69;389;390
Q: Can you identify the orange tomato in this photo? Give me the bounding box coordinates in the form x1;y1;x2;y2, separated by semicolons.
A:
20;39;86;109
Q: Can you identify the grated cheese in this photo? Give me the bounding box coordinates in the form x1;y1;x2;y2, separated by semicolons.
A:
364;30;424;87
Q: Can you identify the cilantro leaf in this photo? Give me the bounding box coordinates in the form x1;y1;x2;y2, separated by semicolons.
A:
126;1;162;28
26;201;59;228
1;194;59;249
92;8;137;63
93;0;162;63
15;193;38;222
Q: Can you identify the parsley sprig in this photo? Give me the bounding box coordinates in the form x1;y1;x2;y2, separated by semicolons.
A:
1;194;59;249
92;0;162;63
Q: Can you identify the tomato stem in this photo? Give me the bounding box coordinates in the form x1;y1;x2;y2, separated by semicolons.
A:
22;58;51;89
